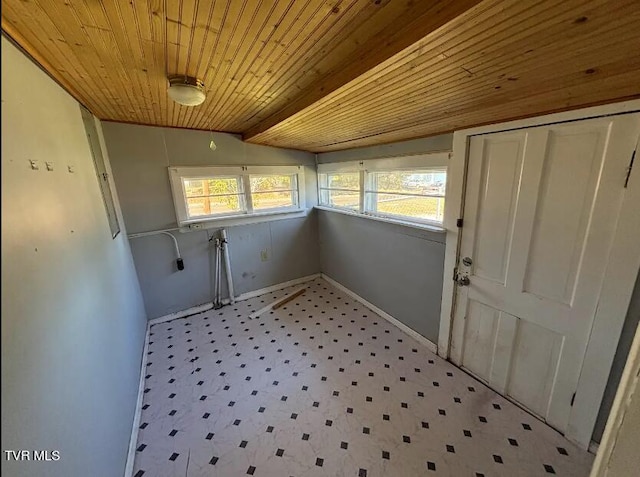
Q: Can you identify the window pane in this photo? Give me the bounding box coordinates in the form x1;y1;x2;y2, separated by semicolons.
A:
187;195;243;217
183;177;239;197
250;175;293;192
370;170;446;196
252;190;295;210
327;172;360;190
367;193;445;223
322;190;360;210
183;179;204;197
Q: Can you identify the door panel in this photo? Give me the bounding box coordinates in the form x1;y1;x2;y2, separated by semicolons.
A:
506;320;564;419
523;127;608;304
473;138;524;284
461;299;518;394
451;113;640;441
460;300;500;381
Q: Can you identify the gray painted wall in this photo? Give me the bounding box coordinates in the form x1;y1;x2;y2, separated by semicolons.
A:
102;122;321;319
317;135;453;164
593;272;640;442
1;37;147;477
319;211;446;342
227;216;320;295
317;134;453;343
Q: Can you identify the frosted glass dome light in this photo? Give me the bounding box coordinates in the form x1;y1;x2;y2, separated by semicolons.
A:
168;75;206;106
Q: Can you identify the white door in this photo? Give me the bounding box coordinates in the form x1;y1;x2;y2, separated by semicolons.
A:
450;114;640;439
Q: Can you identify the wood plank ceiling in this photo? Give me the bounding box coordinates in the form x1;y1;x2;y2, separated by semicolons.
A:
2;0;639;153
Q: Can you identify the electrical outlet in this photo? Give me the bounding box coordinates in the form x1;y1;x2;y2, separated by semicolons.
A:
260;249;269;262
189;223;204;230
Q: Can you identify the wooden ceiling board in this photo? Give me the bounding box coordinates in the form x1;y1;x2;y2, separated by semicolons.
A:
192;0;327;131
256;0;564;130
207;0;379;131
247;0;640;151
239;0;485;137
2;0;639;153
259;33;640;148
1;0;482;131
308;70;640;152
193;0;476;132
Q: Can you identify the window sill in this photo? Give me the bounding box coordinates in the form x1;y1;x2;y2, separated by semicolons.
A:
179;208;310;231
314;206;446;233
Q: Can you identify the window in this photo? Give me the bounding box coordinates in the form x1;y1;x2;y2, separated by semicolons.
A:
318;172;360;211
365;169;446;224
169;166;305;226
317;152;449;227
250;174;298;211
183;176;245;218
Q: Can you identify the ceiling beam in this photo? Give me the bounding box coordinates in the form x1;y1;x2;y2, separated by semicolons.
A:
242;0;483;143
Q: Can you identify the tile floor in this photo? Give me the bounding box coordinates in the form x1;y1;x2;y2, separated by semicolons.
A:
133;278;594;477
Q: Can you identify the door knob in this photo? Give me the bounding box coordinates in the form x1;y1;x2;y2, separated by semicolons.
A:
456;275;470;286
462;256;473;266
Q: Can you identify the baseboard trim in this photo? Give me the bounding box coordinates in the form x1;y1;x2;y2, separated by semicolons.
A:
149;302;215;326
123;324;150;477
148;273;322;326
235;273;321;302
320;273;438;355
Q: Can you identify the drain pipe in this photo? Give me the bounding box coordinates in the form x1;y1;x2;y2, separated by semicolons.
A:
220;228;235;304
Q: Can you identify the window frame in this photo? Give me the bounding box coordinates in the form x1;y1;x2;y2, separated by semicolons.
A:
317;152;450;230
169;165;305;226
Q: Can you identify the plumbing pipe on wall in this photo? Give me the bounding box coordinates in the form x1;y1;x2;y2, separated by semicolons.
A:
221;228;235;304
128;227;235;303
159;232;182;269
128;229;184;271
212;238;223;309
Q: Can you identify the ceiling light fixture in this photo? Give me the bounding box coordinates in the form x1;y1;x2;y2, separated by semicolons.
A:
167;75;206;106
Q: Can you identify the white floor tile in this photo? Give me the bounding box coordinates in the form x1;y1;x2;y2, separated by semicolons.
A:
133;278;593;477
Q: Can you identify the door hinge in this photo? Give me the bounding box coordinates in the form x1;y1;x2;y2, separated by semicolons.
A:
625;149;636;188
571;392;576;407
456;218;464;228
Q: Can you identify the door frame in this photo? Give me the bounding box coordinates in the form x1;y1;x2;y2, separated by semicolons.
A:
589;321;640;476
438;99;640;448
